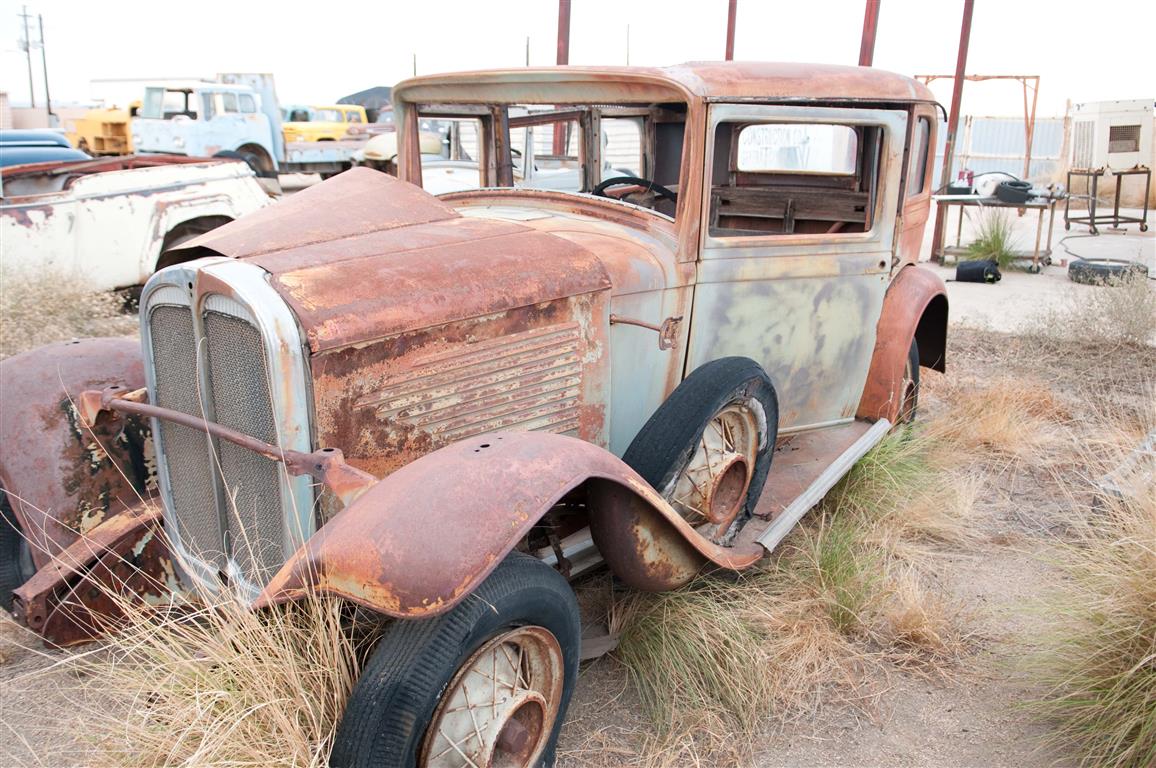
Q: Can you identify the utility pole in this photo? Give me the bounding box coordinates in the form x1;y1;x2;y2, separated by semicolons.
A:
858;0;881;67
412;53;417;77
725;0;737;60
39;14;53;123
625;24;630;65
19;5;35;108
525;36;530;66
930;0;975;264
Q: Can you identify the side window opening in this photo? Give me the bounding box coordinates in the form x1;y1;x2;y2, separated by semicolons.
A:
239;94;257;114
220;92;239;114
709;121;883;237
907;116;930;198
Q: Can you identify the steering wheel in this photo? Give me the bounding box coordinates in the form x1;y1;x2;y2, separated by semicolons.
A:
592;175;678;204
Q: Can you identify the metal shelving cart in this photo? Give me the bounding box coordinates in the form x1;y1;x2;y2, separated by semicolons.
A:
1064;166;1151;235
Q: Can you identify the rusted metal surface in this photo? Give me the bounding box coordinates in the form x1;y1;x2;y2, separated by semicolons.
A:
255;431;763;616
725;0;737;60
856;265;948;424
10;500;173;647
0;337;153;571
82;386;377;507
1;157;269;291
929;0;975;263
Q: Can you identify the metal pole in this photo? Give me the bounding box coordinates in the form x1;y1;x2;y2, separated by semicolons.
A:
725;0;737;60
525;36;530;66
858;0;881;66
20;6;35;108
553;0;572;155
1023;76;1039;182
626;24;630;65
930;0;974;264
38;14;53;124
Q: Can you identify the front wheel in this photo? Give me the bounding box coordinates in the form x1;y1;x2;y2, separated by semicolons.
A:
331;553;580;768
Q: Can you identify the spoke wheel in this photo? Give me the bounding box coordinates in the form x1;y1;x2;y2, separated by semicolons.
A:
422;627;565;768
668;403;760;541
622;357;779;551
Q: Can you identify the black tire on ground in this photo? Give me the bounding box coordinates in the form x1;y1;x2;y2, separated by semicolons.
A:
622;356;779;539
0;491;36;613
330;552;581;768
1067;258;1149;285
899;337;921;425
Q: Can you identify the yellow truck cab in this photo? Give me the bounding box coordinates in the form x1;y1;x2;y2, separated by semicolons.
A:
281;104;367;142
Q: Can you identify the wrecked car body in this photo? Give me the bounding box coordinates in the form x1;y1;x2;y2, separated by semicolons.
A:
1;62;946;767
0;155;270;292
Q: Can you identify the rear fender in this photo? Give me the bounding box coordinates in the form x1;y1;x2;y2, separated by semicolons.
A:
857;265;948;423
255;432;765;618
0;337;152;569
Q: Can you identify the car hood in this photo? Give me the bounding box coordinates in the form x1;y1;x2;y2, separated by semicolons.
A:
178;167;612;353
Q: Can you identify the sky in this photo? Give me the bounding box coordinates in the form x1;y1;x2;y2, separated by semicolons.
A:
1;0;1153;119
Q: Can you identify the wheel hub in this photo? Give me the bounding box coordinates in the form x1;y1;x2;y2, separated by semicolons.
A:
669;403;758;541
421;626;563;768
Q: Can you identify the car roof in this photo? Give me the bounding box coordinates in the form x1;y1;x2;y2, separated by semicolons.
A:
0;129;72;147
394;61;936;106
0;145;90;169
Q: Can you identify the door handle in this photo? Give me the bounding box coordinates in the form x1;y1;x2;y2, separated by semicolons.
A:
609;314;683;351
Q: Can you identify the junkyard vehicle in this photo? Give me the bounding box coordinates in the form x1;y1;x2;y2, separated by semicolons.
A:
65;102;140;156
282;104;369;142
0;129;90;167
0;155;270;292
1;62;946;767
132;74;364;177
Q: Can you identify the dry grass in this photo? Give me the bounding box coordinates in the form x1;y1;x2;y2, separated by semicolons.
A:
1027;407;1156;768
922;377;1070;463
1031;270;1156;349
36;540;371;768
600;422;981;765
0;269;137;359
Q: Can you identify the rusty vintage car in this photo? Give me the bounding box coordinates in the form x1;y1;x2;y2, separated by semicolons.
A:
0;62;945;767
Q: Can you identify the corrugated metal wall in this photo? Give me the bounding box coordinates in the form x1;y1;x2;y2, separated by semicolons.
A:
933;115;1066;186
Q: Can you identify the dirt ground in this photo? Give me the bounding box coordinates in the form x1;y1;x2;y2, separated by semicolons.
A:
1;269;1153;766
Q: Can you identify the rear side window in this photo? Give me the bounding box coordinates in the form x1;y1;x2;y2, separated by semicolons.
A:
239;94;257;114
907;117;931;197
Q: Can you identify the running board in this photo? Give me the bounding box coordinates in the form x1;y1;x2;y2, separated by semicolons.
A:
748;418;892;552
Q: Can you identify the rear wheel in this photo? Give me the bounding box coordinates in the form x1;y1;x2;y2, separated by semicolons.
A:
331;553;580;768
898;338;920;424
623;357;778;545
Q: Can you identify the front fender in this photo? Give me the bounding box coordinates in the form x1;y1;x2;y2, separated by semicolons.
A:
255;432;765;618
0;337;152;570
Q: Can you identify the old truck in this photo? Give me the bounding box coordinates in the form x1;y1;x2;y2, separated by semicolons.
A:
282;104;370;142
132;74;364;178
1;155;270;293
0;62;945;768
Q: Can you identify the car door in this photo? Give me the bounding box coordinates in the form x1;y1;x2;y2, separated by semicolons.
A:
686;104;908;433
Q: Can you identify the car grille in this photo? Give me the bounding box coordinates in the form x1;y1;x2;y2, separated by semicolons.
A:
145;280;306;589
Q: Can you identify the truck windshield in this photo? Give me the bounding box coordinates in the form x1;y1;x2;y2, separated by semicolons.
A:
141;88;195;120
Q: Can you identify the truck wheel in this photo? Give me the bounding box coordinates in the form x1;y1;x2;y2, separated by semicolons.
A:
1;491;36;613
898;338;920;425
622;357;778;545
331;553;580;768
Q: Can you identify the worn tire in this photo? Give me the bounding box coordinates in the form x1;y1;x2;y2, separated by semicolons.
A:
1068;258;1148;285
0;491;35;613
330;553;580;768
898;337;921;424
622;357;778;538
